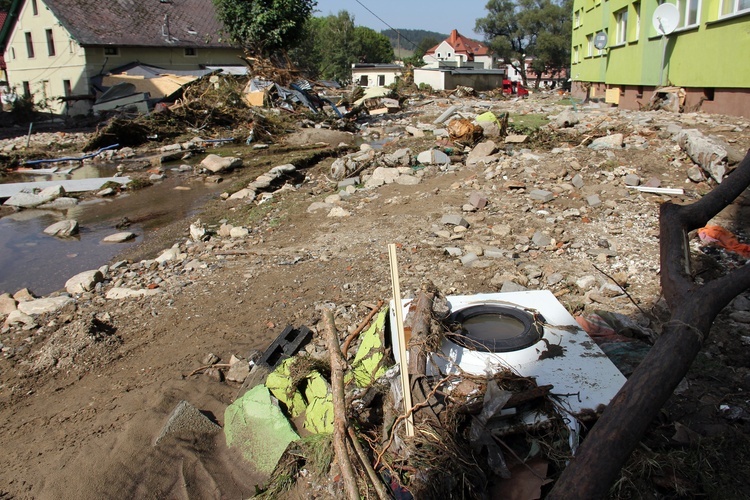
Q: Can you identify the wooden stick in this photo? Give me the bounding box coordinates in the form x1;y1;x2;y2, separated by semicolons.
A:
388;244;415;438
323;309;360;500
342;299;385;358
347;427;390;500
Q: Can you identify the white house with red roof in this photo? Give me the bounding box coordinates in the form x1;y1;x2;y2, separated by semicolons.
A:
422;29;496;70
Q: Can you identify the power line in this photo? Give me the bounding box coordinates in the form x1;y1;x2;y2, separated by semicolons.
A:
353;0;419;50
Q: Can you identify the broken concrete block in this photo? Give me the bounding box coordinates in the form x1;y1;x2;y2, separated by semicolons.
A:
433;105;460;124
155;400;221;445
460;253;479;266
444;247;463;257
469;192;488;209
676;129;729;183
224;385;300;475
571;174;584;189
468;141;497;163
441;214;470;227
623;174;640;186
532;232;552;247
417;149;450;165
529;189;554;203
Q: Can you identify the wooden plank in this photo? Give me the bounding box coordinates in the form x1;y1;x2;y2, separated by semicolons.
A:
388;243;414;437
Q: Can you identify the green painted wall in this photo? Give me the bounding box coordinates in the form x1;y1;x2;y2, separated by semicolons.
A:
571;0;750;89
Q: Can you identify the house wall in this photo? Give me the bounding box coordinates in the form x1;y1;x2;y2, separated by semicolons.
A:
350;68;401;88
3;0;89;114
413;69;447;90
444;72;505;91
3;0;242;115
571;0;750;117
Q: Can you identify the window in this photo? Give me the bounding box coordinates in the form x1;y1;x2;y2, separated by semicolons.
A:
720;0;750;16
677;0;700;27
586;34;593;56
184;47;196;56
46;29;55;56
31;0;38;15
63;80;72;97
633;2;641;40
437;52;442;58
377;75;385;86
615;9;628;44
11;47;15;59
104;47;119;56
25;32;34;58
573;45;580;64
22;81;31;98
574;10;581;28
359;75;368;86
447;52;452;58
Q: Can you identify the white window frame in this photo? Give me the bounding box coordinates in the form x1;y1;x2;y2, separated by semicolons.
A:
634;2;641;40
720;0;750;16
615;8;628;44
574;10;581;28
586;34;593;56
677;0;701;27
573;45;580;64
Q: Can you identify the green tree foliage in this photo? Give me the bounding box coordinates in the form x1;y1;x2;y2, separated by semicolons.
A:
292;11;394;83
0;0;13;11
380;29;448;52
476;0;571;86
403;36;440;67
212;0;316;58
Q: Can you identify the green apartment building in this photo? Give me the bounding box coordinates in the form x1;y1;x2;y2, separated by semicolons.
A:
571;0;750;117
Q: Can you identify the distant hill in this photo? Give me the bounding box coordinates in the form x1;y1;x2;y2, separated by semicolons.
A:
380;29;448;52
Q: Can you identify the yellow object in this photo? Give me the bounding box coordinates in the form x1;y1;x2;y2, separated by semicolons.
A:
605;88;620;104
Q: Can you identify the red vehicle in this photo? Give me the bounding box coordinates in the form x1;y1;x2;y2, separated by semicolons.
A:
502;79;529;97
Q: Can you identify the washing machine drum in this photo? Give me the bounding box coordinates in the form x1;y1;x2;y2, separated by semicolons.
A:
446;304;545;353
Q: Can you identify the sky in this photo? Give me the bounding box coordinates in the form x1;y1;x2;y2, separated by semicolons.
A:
313;0;490;41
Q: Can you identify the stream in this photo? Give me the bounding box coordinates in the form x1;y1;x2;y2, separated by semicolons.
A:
0;164;223;296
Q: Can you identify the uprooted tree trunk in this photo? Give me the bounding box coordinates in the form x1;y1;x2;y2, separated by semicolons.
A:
549;150;750;499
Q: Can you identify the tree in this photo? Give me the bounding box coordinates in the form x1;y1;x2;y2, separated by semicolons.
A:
0;0;13;11
212;0;316;59
403;36;439;67
476;0;571;87
292;11;393;84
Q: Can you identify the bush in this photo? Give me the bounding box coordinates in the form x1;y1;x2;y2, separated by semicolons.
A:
10;97;34;124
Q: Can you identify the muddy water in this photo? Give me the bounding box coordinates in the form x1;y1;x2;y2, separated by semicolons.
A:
0;166;223;296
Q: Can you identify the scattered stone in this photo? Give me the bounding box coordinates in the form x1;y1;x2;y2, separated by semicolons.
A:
571;174;584;189
102;232;136;243
105;287;163;299
505;135;528;144
417;149;450;165
0;293;17;314
547;273;564;286
307;202;332;213
589;134;624;150
623;174;640;186
328;207;351;217
394;175;420;185
229;227;250;238
156;245;186;263
44;220;79;237
532;232;552;247
468;192;488;209
444;247;463;257
13;289;35;302
38;197;79;210
491;224;511;237
686;165;705;182
586;194;602;207
189;222;206;242
441;214;470;228
65;270;103;295
226;360;251;383
405;126;425;138
4;309;35;328
17;296;75;316
96;187;115;197
154;400;221;445
201;154;242;173
576;275;597;290
500;281;528;293
4;185;65;208
529;189;554;203
553;110;579;128
460;253;479;266
730;311;750;324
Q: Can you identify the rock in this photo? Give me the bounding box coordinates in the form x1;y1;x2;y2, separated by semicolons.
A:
105;287;163;299
491;224;511;237
505;135;528;144
149;174;166;181
529;189;554;203
370;167;400;184
686;165;705;182
307;202;332;213
201;154;242;173
441;214;469;227
202;353;220;365
576;275;597;290
730;311;750;324
676;129;729;183
0;293;17;314
467;141;497;163
229;227;250;238
189;222;206;241
228;188;257;201
500;281;528;293
4;309;35;327
4;185;66;208
17;296;75;316
97;187;115;197
547;273;564;286
328;207;351;217
102;232;136;243
156;245;186;263
460;253;479;266
43;220;79;237
394;175;420;185
338;177;360;189
417;149;450;165
623;174;640;186
405;126;425;138
532;231;552;247
586;194;602;207
65;270;104;294
226;361;250;383
589;134;624;150
571;174;584;189
38;197;79;210
13;288;35;302
269;164;296;176
154;400;221;445
444;247;463;257
553;110;579;128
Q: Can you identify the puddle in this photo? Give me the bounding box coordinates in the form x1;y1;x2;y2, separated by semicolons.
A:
0;164;222;296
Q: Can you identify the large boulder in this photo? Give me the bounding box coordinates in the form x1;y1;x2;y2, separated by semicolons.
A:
4;185;66;208
44;220;79;237
201;154;242;173
17;296;75;315
65;270;104;294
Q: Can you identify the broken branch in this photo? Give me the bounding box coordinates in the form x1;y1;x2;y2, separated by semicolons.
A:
323;309;360;500
341;299;385;358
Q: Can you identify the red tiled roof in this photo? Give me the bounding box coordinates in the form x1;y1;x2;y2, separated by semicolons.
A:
43;0;233;48
425;29;490;61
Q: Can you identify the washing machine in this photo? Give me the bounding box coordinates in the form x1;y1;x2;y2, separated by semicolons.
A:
390;290;627;416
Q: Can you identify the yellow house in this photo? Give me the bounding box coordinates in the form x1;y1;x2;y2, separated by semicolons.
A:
0;0;243;115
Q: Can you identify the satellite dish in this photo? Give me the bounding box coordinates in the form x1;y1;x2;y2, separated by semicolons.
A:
593;31;608;49
653;3;680;36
